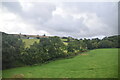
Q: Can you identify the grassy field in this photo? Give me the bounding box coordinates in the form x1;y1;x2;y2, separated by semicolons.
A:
2;48;118;78
22;39;40;48
61;39;68;45
61;39;68;42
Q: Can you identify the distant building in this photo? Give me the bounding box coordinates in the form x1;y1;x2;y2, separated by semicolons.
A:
12;34;49;39
28;37;37;39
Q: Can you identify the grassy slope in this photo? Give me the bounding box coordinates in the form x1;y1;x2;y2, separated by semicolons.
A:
61;39;68;45
61;39;67;42
2;48;118;78
22;39;40;48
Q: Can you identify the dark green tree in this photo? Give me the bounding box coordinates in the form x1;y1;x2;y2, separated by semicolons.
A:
2;33;24;69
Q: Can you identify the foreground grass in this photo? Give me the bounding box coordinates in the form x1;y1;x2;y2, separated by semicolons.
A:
2;48;118;78
22;39;39;48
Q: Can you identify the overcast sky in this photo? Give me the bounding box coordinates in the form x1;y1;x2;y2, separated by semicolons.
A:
0;1;118;39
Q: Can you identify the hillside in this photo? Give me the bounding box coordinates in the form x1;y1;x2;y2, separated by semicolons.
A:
2;48;118;78
22;39;68;48
22;39;40;48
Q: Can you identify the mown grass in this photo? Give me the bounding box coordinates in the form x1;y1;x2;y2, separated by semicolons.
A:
2;48;118;78
22;39;40;48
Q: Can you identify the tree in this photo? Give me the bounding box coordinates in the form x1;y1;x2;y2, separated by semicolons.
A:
67;39;80;53
98;40;114;48
83;39;92;49
2;32;24;69
79;40;87;51
43;34;46;36
21;36;66;65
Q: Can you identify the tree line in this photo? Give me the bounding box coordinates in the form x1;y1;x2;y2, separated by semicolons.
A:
2;32;120;69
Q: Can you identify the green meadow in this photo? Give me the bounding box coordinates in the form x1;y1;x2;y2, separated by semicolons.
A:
22;39;40;48
2;48;118;78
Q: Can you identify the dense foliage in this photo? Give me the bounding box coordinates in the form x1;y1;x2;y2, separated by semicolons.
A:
2;32;24;69
2;32;120;69
21;37;66;65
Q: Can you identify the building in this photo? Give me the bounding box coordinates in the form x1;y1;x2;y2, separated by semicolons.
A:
13;34;49;39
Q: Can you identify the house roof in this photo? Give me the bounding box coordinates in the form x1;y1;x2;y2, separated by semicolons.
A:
13;34;49;38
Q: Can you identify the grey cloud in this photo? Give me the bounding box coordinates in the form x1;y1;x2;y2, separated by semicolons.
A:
43;14;89;33
22;3;56;24
62;2;118;34
2;2;118;38
2;2;56;25
2;2;22;14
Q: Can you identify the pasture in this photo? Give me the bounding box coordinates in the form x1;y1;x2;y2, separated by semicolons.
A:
61;39;68;42
22;39;40;48
2;48;118;78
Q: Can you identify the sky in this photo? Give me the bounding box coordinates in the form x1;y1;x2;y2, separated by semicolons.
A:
0;1;118;39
